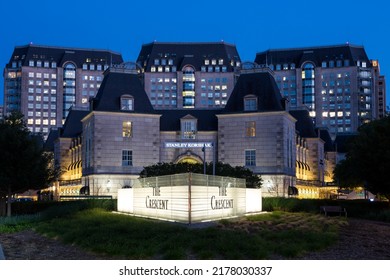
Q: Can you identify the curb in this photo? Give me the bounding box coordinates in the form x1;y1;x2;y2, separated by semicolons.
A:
0;244;5;260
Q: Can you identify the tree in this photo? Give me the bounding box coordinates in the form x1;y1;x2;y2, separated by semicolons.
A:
333;116;390;202
0;112;58;216
140;161;262;188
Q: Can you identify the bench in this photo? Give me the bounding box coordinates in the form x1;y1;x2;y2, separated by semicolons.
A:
320;206;347;217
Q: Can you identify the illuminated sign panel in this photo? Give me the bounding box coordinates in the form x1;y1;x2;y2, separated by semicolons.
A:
117;174;262;223
164;142;213;149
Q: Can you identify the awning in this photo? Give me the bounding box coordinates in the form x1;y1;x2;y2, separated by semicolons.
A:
288;186;299;196
79;186;90;195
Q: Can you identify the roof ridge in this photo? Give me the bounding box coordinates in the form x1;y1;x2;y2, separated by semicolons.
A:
257;43;364;54
14;43;121;55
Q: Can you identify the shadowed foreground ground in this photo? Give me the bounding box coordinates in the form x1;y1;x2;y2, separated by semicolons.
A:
0;218;389;260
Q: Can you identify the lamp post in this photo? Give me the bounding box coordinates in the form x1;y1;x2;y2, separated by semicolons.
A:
202;143;206;175
212;142;216;176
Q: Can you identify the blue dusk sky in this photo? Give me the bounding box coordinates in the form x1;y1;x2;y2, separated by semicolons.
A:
1;0;389;108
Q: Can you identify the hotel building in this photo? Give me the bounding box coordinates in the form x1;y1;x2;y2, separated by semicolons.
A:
255;44;386;137
49;64;337;199
136;42;241;109
3;44;123;137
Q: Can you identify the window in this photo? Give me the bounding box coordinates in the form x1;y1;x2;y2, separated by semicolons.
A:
122;121;133;137
245;121;256;137
181;118;197;139
244;96;257;111
121;95;134;111
29;60;34;67
245;150;256;166
122;150;133;166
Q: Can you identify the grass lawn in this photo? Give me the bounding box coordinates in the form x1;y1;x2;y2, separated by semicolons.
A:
31;209;347;259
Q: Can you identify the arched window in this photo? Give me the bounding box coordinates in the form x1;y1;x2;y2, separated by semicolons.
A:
121;95;134;111
63;63;76;119
182;66;195;108
301;63;315;113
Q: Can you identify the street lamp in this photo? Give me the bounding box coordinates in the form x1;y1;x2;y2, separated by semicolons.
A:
202;143;206;175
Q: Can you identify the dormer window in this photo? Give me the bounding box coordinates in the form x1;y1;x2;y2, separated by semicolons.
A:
121;95;134;111
181;115;197;139
244;96;257;111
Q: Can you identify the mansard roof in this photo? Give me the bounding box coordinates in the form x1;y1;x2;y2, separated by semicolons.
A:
60;109;90;138
317;128;335;152
136;42;241;71
7;44;123;68
92;69;155;113
289;110;317;138
255;44;370;68
222;71;285;113
44;109;88;151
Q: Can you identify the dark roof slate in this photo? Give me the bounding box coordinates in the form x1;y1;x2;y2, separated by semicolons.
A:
255;44;370;68
44;128;60;151
222;71;285;113
289;110;317;138
317;128;335;151
7;44;123;68
60;110;89;138
136;42;241;71
92;71;155;113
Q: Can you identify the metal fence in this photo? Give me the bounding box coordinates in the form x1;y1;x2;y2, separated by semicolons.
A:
135;173;246;189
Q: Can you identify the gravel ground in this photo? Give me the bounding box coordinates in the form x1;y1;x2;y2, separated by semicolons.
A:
0;218;389;260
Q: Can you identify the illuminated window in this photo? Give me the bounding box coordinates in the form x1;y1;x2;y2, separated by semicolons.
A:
245;121;256;137
122;121;133;138
29;60;34;67
121;95;134;111
245;150;256;166
122;150;133;166
181;117;197;139
50;120;56;125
